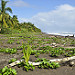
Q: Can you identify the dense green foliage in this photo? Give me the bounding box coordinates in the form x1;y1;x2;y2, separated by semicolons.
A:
0;0;41;34
0;0;12;33
0;48;17;54
19;22;41;32
37;58;60;69
0;22;41;34
38;62;60;69
18;62;35;72
31;46;75;57
24;63;35;72
0;66;17;75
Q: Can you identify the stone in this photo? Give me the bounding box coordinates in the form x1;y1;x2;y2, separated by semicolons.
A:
69;61;75;66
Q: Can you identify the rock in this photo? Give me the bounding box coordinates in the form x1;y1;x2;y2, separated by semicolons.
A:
69;60;75;66
55;45;57;47
51;43;56;46
51;43;58;47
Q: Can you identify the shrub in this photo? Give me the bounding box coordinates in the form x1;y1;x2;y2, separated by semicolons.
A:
0;66;17;75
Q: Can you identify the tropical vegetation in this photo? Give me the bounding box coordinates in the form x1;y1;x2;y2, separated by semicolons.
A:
0;0;75;74
0;0;41;34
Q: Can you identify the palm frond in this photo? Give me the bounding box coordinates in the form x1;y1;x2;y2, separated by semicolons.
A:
2;0;9;13
0;0;13;30
0;9;1;15
4;1;9;5
5;7;12;13
2;0;5;12
0;14;2;21
8;19;13;27
3;17;8;28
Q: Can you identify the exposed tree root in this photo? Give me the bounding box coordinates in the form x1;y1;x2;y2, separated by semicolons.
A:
7;56;75;67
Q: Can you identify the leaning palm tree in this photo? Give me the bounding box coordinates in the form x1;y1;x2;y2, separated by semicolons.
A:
0;0;12;33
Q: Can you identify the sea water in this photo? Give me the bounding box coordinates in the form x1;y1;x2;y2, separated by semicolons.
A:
48;32;75;37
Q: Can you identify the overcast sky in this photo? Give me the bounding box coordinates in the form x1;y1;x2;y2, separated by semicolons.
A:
4;0;75;33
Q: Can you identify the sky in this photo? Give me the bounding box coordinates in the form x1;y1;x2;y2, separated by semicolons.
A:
1;0;75;33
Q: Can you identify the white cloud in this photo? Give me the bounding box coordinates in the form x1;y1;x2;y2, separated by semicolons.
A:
56;4;75;11
19;4;75;33
8;0;30;7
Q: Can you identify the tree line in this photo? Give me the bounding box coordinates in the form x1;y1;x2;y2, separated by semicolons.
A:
0;0;41;33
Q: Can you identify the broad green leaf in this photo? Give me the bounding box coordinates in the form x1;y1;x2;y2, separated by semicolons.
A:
2;66;8;73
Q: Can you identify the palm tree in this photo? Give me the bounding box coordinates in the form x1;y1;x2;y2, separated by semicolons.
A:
0;0;12;33
12;15;19;28
0;9;2;31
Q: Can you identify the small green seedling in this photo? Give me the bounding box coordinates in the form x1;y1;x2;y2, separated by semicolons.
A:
9;58;17;64
35;53;40;58
7;40;14;44
16;41;20;44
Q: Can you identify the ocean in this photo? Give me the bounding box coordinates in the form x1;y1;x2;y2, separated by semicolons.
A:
48;32;75;37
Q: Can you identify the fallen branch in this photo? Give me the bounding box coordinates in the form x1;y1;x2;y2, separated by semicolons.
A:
7;56;75;67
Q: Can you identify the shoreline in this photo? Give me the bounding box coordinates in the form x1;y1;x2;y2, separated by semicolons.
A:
48;33;75;38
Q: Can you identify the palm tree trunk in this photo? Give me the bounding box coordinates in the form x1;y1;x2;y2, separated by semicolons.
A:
1;14;3;33
1;0;3;33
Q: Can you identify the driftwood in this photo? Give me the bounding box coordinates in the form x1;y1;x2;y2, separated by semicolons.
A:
7;56;75;67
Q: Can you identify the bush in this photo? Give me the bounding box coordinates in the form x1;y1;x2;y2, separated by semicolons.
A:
0;66;17;75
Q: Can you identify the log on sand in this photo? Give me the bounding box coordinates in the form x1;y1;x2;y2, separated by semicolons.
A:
7;56;75;67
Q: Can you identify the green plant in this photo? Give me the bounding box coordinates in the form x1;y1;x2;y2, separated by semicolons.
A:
0;66;17;75
31;45;37;49
50;47;65;57
39;46;52;50
17;45;24;50
17;62;25;67
38;61;60;69
38;61;50;69
23;44;32;63
31;50;37;55
36;50;44;54
49;62;60;69
70;40;75;46
17;62;35;72
0;48;17;54
0;0;12;33
5;48;17;54
7;40;14;44
28;40;33;45
9;58;17;64
0;48;4;52
16;41;20;44
35;53;40;58
37;40;42;44
65;49;75;57
24;63;35;72
51;49;60;57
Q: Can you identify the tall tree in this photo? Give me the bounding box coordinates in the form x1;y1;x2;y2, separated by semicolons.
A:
12;15;19;28
0;0;12;33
